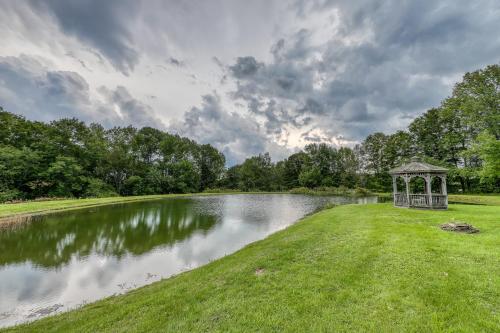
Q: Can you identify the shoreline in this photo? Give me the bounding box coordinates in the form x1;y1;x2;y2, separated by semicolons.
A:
0;192;289;225
0;194;189;225
0;191;378;225
1;192;497;226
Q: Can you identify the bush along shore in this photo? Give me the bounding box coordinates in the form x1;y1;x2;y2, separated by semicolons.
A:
3;202;499;332
288;186;372;197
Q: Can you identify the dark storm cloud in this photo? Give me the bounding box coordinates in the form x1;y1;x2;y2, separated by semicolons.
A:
229;0;500;142
29;0;139;75
168;57;185;67
229;57;262;78
298;98;324;115
301;130;327;143
0;55;163;128
173;94;265;164
229;53;318;137
65;52;92;72
0;55;92;121
171;94;291;165
98;86;165;129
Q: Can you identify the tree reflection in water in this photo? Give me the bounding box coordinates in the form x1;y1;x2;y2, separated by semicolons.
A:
0;198;220;268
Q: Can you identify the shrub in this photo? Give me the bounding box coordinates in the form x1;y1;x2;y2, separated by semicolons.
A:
203;188;241;193
0;189;23;203
354;187;371;196
289;186;372;197
122;176;145;196
83;178;118;198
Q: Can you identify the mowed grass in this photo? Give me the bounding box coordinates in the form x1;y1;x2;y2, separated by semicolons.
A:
5;203;499;332
448;194;500;206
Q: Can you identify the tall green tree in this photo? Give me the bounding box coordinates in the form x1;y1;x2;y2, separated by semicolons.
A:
337;147;359;187
44;156;86;197
198;144;225;190
473;131;500;189
282;152;309;189
238;153;274;191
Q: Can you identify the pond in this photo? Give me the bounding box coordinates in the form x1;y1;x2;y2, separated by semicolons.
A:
0;194;377;327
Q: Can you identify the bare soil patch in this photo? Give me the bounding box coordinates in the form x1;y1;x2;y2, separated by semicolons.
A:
440;222;479;233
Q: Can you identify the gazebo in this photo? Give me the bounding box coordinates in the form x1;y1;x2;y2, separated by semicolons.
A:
389;157;448;209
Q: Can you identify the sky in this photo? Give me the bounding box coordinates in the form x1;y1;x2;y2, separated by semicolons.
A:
0;0;499;165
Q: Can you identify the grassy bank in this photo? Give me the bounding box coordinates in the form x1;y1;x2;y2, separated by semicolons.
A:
0;189;371;222
0;194;192;220
448;194;500;206
5;203;499;332
289;186;372;197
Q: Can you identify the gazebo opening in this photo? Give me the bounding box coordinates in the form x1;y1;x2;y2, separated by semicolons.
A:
431;176;443;193
389;157;448;209
395;176;405;193
409;176;426;194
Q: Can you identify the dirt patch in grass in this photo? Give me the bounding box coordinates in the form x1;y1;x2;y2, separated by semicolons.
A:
440;222;479;233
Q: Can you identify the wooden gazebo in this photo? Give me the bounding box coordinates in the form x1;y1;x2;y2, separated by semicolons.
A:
389;157;448;209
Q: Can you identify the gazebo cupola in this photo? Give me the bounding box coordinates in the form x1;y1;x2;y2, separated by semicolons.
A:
389;157;448;209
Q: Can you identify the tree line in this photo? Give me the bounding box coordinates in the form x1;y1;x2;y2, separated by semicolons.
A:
222;64;499;193
0;113;225;201
0;64;498;202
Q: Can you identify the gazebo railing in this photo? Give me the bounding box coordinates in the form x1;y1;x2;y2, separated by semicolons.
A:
431;194;447;208
394;193;447;208
409;194;429;207
394;193;407;206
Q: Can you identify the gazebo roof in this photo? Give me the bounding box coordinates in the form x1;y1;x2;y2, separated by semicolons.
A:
389;157;448;174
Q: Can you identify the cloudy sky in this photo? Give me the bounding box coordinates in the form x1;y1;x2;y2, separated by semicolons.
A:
1;0;499;164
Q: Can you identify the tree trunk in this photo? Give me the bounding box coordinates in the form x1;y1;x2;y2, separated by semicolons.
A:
460;177;466;193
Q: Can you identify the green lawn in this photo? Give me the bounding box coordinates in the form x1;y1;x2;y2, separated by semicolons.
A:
5;203;499;332
448;194;500;206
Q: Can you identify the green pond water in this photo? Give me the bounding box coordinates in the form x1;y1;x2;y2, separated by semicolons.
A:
0;194;377;327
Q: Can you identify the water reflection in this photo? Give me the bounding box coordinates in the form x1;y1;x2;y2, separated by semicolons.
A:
0;194;376;327
0;198;219;268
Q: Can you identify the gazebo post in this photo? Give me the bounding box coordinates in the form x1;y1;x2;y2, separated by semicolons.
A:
425;173;432;208
404;175;410;207
392;176;397;205
441;176;448;207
